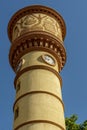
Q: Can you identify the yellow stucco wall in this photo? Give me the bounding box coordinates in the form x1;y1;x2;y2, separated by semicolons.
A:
18;123;62;130
13;51;65;130
14;93;65;129
20;51;59;71
15;69;62;100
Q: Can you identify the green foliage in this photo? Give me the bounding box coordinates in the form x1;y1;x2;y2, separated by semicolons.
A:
65;115;87;130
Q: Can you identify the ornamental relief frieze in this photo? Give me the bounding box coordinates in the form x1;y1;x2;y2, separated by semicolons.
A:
12;13;63;41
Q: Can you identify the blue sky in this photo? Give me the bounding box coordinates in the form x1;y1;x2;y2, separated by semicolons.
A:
0;0;87;129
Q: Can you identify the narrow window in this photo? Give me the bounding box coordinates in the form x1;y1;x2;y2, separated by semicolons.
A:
14;107;19;120
16;82;20;92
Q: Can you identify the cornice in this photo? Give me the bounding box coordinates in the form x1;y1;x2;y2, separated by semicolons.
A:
9;31;66;71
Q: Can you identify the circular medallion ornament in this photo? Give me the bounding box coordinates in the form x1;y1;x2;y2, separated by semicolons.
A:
42;54;56;66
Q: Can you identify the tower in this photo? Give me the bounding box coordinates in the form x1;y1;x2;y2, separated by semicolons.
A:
8;5;66;130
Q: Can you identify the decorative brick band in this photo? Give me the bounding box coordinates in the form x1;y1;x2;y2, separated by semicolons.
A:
13;91;64;111
14;120;65;130
8;5;66;42
14;65;62;87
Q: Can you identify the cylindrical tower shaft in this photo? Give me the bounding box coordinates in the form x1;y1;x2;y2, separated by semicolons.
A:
8;5;66;130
